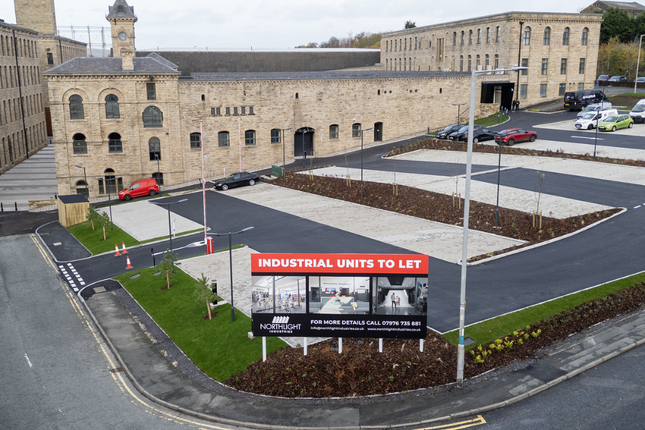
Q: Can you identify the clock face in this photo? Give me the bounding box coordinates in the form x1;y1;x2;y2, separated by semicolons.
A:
118;32;127;41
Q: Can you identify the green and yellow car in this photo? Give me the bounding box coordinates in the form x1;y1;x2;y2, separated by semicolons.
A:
598;114;634;132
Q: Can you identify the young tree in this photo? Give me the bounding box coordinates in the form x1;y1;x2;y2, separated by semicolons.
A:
194;273;215;320
99;212;110;241
157;249;178;290
405;21;416;29
86;205;101;231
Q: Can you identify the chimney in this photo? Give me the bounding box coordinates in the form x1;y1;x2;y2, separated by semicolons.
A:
121;48;134;71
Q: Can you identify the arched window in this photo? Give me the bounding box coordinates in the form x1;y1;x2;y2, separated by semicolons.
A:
271;129;281;143
76;180;89;198
100;168;122;194
142;106;163;127
460;55;464;72
467;55;472;72
461;31;464;45
563;27;570;46
329;124;339;140
469;30;473;45
218;131;229;147
453;32;457;46
105;94;120;119
582;27;588;46
523;26;531;45
476;54;481;69
69;95;84;119
245;130;256;145
108;132;122;153
352;123;361;138
190;132;201;149
73;133;87;154
149;137;160;160
543;27;551;45
485;54;490;69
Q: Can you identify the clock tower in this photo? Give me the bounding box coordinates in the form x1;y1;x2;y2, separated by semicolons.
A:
107;0;137;69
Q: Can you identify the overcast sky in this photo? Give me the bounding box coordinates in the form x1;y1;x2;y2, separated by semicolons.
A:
1;0;600;50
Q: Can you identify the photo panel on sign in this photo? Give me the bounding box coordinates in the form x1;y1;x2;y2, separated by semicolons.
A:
251;275;306;314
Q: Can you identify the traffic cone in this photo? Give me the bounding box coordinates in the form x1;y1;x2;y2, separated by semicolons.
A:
114;244;121;257
126;255;133;269
122;242;128;254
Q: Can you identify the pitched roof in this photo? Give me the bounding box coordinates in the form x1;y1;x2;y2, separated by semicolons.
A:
107;0;136;20
188;70;479;82
44;55;180;75
595;1;645;10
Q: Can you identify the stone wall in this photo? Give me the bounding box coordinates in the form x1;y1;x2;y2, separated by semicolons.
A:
48;71;509;197
380;12;603;106
135;50;382;75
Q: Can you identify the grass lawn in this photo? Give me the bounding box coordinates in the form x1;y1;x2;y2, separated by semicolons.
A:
114;267;287;382
443;271;645;349
68;221;139;255
475;112;510;127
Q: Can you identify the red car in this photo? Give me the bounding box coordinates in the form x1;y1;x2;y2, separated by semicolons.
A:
494;128;537;146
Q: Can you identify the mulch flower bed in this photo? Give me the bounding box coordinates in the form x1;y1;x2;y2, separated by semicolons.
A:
276;172;621;261
226;284;645;398
384;137;645;168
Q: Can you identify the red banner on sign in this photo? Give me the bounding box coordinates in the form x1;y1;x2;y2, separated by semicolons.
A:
251;253;428;275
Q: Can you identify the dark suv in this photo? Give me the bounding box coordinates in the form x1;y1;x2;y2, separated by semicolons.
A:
563;89;607;111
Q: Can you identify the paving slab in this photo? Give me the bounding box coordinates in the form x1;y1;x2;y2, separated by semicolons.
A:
219;183;523;263
98;199;205;241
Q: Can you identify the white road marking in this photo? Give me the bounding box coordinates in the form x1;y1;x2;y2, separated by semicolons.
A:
635;205;642;209
24;354;33;368
571;136;605;141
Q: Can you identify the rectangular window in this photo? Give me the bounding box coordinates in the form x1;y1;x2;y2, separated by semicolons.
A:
521;58;528;75
496;26;500;43
190;133;201;149
211;107;215;116
216;107;221;116
241;106;246;115
541;58;548;75
225;107;230;116
560;58;567;75
249;106;254;115
233;107;238;115
486;27;491;43
578;83;585;91
245;130;256;145
329;125;339;139
146;83;156;100
477;29;481;44
352;123;361;138
540;84;547;97
218;132;229;147
579;58;586;74
437;38;444;61
47;53;53;65
271;129;281;143
520;84;528;99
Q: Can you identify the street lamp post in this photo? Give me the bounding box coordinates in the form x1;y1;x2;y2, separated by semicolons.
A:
280;127;293;186
495;141;502;228
149;199;188;254
155;153;160;183
457;66;528;386
634;34;645;93
593;113;599;160
93;175;121;230
451;102;467;125
301;129;308;169
356;126;374;199
75;164;87;197
208;226;254;321
515;21;525;108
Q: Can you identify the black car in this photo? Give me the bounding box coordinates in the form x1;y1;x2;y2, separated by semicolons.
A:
464;127;497;143
214;172;259;191
448;125;483;141
436;124;465;139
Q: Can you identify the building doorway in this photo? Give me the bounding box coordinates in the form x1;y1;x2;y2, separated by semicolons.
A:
374;122;383;142
294;127;314;157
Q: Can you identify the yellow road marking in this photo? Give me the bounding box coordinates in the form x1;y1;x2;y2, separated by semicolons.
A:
31;234;57;271
417;415;486;430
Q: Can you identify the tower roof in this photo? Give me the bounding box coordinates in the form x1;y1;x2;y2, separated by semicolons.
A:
107;0;136;20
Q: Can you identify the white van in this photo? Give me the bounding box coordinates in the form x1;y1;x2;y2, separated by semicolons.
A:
629;99;645;123
575;109;618;130
576;102;614;119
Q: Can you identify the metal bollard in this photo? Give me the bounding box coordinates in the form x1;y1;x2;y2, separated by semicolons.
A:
1;202;3;212
15;202;18;211
151;248;155;267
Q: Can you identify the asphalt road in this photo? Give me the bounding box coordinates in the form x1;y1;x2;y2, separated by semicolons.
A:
480;343;645;429
0;234;221;430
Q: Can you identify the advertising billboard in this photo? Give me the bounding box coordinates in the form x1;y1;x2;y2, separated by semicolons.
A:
251;253;429;339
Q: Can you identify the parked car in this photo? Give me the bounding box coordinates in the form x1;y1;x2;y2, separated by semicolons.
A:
629;98;645;122
598;114;634;132
596;74;609;82
575;109;618;130
213;171;260;191
448;125;482;140
576;102;613;119
118;178;159;201
458;127;497;143
636;77;645;84
563;89;608;110
494;128;538;146
436;124;465;139
608;75;627;82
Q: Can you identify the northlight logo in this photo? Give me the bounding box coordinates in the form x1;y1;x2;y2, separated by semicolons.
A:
260;316;301;332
